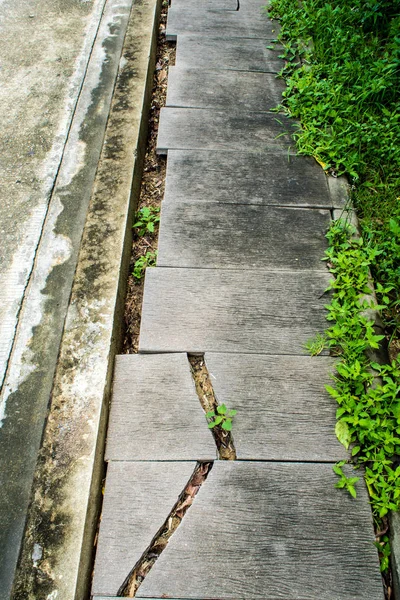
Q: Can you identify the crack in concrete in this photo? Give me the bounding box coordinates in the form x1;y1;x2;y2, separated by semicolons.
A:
117;461;213;597
188;354;237;460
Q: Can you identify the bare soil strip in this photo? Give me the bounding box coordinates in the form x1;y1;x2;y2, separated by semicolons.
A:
123;3;175;353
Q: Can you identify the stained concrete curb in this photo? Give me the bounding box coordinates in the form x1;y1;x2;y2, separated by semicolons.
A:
9;0;162;598
0;1;136;597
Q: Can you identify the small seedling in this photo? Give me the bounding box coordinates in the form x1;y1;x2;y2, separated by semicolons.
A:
133;206;160;237
206;404;237;432
333;461;360;499
132;250;157;279
304;332;328;356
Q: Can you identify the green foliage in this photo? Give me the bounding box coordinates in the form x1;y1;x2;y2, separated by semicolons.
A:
333;461;360;499
323;221;400;524
133;206;160;237
375;535;392;573
268;0;400;348
132;250;157;279
206;404;237;432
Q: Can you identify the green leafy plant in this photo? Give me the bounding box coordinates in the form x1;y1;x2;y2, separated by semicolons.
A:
375;534;392;573
206;404;237;432
132;250;157;279
333;460;360;499
321;221;400;520
133;206;160;237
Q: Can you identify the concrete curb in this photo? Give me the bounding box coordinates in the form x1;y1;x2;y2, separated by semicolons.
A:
0;1;135;597
10;0;161;598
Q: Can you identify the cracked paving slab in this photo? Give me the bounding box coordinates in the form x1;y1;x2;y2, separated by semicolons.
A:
204;353;345;461
91;462;197;597
137;461;383;600
105;354;216;461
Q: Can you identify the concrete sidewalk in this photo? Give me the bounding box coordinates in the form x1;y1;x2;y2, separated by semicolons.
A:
0;0;160;597
91;1;385;599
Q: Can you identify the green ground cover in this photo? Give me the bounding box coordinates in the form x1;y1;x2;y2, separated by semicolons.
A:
268;0;400;573
269;0;400;351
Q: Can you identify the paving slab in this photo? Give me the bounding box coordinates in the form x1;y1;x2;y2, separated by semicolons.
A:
205;353;344;460
137;461;383;600
170;0;267;12
166;67;285;110
92;462;196;597
176;35;283;72
139;268;331;354
157;108;296;155
163;150;336;208
105;354;216;461
166;6;275;40
157;204;330;270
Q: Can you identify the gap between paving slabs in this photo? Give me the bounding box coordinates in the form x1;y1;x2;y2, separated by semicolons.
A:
117;462;213;597
123;3;176;353
188;354;237;460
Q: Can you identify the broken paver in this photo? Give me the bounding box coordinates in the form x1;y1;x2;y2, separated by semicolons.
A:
139;267;331;354
137;462;383;600
157;108;296;154
205;353;345;461
166;7;275;40
105;354;216;461
157;204;330;270
92;462;196;597
166;67;285;110
176;35;283;72
163;150;339;208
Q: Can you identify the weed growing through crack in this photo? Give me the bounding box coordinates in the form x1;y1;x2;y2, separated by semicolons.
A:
206;404;237;432
133;206;160;236
132;250;157;280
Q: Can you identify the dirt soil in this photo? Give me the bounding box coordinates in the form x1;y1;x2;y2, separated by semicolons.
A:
123;3;175;353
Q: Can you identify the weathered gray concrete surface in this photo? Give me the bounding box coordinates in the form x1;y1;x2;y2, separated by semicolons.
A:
92;462;196;597
137;462;383;600
0;0;107;394
105;354;216;461
0;0;161;598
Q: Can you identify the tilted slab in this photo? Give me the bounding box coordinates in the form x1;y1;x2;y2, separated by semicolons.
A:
105;354;216;461
166;6;275;40
138;462;383;600
176;35;282;72
205;353;345;461
92;462;196;597
157;108;296;155
139;268;331;354
157;204;330;270
163;150;338;208
166;67;285;110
